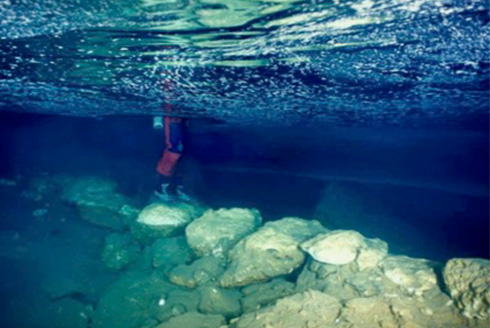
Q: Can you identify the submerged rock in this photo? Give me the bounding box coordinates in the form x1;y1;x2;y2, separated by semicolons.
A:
241;278;295;313
356;237;388;271
155;312;225;328
169;256;226;288
295;259;469;328
230;289;341;328
185;208;261;257
198;285;242;317
342;297;395;327
219;228;304;287
379;255;438;297
132;203;197;242
263;217;327;243
301;230;387;267
296;259;392;301
443;258;490;319
151;236;193;270
137;203;193;229
102;233;140;270
301;230;364;265
61;176;128;230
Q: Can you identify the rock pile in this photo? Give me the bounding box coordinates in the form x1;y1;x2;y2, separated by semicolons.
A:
56;177;488;328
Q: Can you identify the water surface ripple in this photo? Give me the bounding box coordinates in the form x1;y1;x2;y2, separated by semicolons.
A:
0;0;488;125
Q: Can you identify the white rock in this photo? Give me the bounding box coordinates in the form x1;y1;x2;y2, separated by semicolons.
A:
380;255;437;296
137;203;192;229
219;228;305;287
185;208;261;257
301;230;367;265
356;238;388;270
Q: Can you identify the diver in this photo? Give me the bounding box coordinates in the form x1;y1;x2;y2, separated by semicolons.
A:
154;116;191;201
153;71;193;201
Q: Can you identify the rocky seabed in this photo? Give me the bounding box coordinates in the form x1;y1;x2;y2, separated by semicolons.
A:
37;176;490;328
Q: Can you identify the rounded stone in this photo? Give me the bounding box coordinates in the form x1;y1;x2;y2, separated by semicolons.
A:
185;208;261;257
301;230;367;265
136;203;193;237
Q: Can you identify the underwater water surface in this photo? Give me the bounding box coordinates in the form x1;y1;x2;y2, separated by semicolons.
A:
0;0;489;328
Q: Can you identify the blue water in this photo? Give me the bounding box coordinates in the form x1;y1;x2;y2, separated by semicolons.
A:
0;0;489;327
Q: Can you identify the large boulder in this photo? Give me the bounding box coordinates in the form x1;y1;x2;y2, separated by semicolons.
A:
132;203;196;241
219;228;305;287
301;230;387;268
102;233;140;271
443;258;490;319
356;237;388;271
185;208;261;257
230;290;341;328
198;285;242;317
61;177;129;230
151;237;193;271
169;256;226;288
262;217;327;243
379;255;438;297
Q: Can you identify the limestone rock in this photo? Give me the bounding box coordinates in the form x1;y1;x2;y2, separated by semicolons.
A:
231;289;341;328
151;237;192;270
380;255;438;296
296;259;395;301
133;203;195;241
219;228;305;287
137;203;193;229
263;217;327;243
295;258;470;328
241;278;295;312
198;285;242;317
356;238;388;270
342;297;395;327
61;176;128;230
300;230;367;265
102;233;140;270
155;312;225;328
340;291;470;328
186;208;261;257
443;258;490;319
169;256;226;288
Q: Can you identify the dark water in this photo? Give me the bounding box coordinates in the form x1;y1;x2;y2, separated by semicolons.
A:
0;0;489;327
